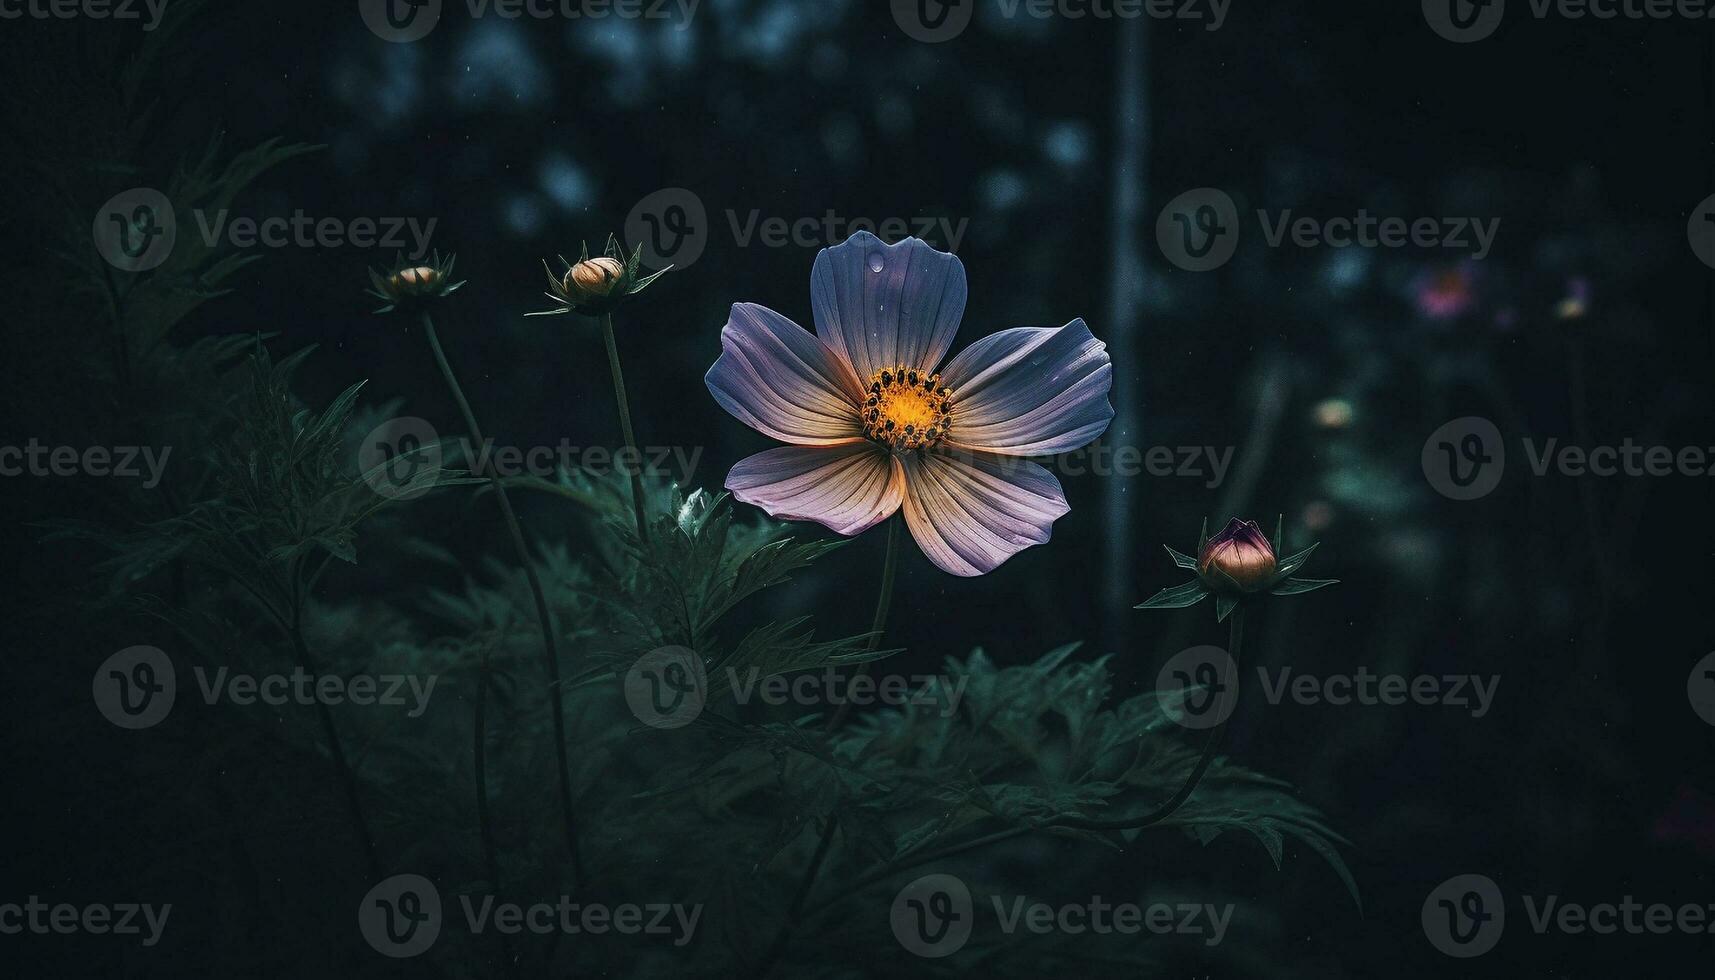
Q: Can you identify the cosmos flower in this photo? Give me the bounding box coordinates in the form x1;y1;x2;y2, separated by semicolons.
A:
704;232;1114;576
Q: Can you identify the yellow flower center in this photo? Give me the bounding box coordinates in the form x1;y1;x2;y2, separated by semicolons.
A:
861;366;952;452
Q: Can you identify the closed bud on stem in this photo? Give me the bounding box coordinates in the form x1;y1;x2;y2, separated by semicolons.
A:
531;235;672;319
565;256;626;302
366;252;464;314
1198;518;1277;593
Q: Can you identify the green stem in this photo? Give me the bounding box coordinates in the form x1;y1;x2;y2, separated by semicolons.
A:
1054;605;1244;831
755;815;840;977
288;613;381;881
806;605;1248;918
474;644;500;891
824;514;899;733
600;313;650;542
422;313;585;887
474;644;521;979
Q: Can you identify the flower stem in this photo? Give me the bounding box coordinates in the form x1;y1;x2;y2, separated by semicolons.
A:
474;644;521;978
824;514;899;733
804;605;1248;918
1053;604;1244;831
289;614;381;881
600;313;649;542
754;815;839;977
474;643;500;891
421;312;585;887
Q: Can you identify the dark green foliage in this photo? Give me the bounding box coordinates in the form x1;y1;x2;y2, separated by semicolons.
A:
60;370;1358;975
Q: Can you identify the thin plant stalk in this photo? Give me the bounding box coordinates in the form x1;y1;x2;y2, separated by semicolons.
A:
805;606;1248;917
474;643;521;978
754;815;840;977
599;312;649;542
824;514;899;732
421;312;584;885
1054;604;1243;831
474;643;500;892
288;608;382;881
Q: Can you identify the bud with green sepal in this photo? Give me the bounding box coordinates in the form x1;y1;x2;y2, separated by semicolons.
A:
531;234;671;318
1137;516;1339;622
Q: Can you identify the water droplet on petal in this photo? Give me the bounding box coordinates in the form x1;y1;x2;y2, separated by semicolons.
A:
868;253;885;273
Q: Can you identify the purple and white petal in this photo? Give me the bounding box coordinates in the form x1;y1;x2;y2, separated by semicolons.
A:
938;319;1114;457
899;450;1070;577
705;303;867;446
727;443;906;537
810;232;968;382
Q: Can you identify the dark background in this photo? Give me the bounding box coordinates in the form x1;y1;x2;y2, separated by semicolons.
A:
2;0;1713;976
